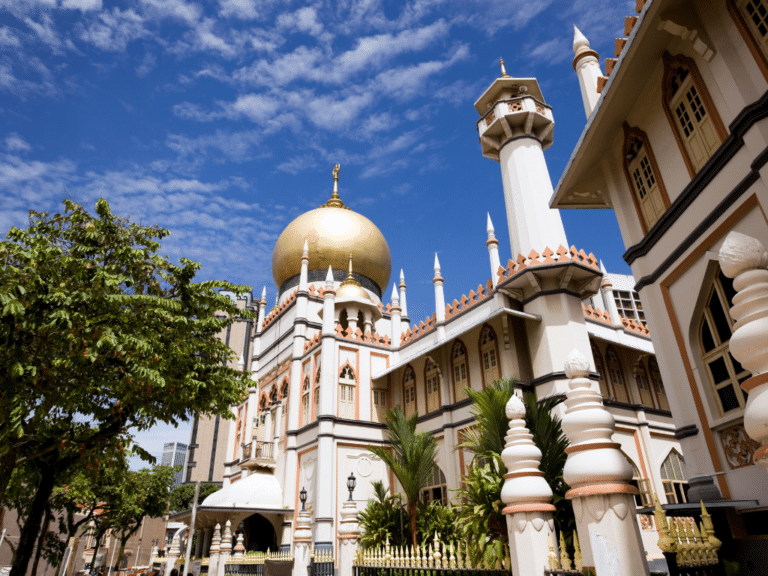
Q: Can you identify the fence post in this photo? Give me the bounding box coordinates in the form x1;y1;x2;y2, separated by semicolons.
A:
293;507;313;576
217;521;232;576
718;232;768;469
208;524;221;576
561;349;650;576
500;394;559;576
165;534;181;576
338;496;360;576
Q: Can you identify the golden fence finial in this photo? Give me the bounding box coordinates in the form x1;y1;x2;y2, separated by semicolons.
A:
573;530;583;571
559;532;572;571
547;533;558;570
654;493;677;554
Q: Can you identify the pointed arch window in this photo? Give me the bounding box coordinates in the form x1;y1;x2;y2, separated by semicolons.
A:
728;0;768;80
634;361;655;408
648;357;670;411
302;378;310;426
372;385;387;423
425;358;441;413
280;381;289;418
591;342;611;398
606;347;631;404
699;269;749;414
624;454;652;507
403;365;416;418
451;340;470;402
661;450;689;504
662;53;727;177
622;124;670;234
420;465;447;505
339;364;356;419
479;325;500;388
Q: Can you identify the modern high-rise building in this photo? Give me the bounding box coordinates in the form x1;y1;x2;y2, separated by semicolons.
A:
162;442;189;488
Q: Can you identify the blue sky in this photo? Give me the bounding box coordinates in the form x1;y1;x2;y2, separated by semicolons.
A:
1;0;634;466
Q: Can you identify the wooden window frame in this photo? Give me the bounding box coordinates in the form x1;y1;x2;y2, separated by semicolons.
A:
419;465;448;505
621;123;671;235
661;52;728;178
660;449;689;504
605;346;632;404
338;363;357;419
648;357;671;411
424;357;442;414
478;324;501;390
591;342;612;399
451;339;470;403
301;377;310;427
403;364;417;418
634;359;657;409
727;0;768;81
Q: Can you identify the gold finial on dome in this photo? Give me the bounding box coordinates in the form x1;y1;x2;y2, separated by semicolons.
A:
500;58;510;78
340;254;359;287
322;164;349;209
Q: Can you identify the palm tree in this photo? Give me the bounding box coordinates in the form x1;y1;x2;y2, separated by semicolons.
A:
369;406;436;549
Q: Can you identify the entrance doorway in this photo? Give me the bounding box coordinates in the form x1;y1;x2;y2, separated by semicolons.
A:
242;514;277;552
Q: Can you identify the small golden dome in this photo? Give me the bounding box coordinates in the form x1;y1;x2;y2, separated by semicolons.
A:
335;257;373;302
271;166;391;293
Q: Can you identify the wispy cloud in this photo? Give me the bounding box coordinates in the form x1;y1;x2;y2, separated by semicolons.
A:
78;8;149;51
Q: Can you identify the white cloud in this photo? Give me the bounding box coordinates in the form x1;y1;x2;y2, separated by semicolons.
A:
61;0;102;11
79;8;148;51
375;44;469;100
0;26;22;48
5;133;31;152
139;0;202;24
219;0;259;19
166;129;264;163
304;91;375;130
277;7;324;37
24;13;64;53
0;59;57;99
526;37;570;64
136;51;156;77
227;93;281;123
361;112;398;134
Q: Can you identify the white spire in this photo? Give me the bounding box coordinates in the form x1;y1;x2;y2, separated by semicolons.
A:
399;269;405;284
325;265;334;286
302;240;309;258
599;260;608;274
434;253;441;275
487;212;495;236
260;286;267;301
573;25;590;53
391;283;399;305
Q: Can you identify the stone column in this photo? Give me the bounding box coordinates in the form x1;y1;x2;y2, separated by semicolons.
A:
719;232;768;468
208;524;221;576
561;349;650;576
293;509;313;576
194;527;204;559
338;497;360;576
203;527;213;558
233;531;245;558
500;394;559;576
280;520;292;552
164;534;181;576
217;521;232;576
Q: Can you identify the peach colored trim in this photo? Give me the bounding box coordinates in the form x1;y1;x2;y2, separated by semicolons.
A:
502;503;557;514
572;49;599;70
337;535;359;539
621;122;672;235
230;474;241;484
657;195;764;500
565;484;638;499
726;0;768;82
504;470;545;479
371;352;391;422
293;538;311;543
661;52;728;179
486;238;499;247
294;446;318;526
742;372;768;393
565;442;621;455
754;445;768;463
634;430;650;480
337;349;359;419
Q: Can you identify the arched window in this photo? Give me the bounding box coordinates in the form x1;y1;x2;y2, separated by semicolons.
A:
339;364;356;419
661;450;689;504
403;365;416;417
302;378;310;426
648;357;670;411
372;385;387;423
634;360;655;408
591;342;611;398
479;325;500;388
699;269;749;414
313;386;320;420
624;454;652;507
727;0;768;79
425;358;440;413
339;309;349;334
420;465;447;505
451;340;470;402
662;52;727;177
280;381;289;419
606;347;631;404
622;124;670;233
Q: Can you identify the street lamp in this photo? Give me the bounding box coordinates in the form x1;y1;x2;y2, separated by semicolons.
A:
346;473;356;501
300;486;307;511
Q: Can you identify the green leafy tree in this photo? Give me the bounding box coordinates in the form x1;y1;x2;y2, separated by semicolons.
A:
368;407;436;549
415;501;459;546
457;379;574;562
358;481;407;549
0;199;254;576
169;482;221;514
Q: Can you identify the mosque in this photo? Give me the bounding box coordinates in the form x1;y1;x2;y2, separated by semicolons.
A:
174;58;688;565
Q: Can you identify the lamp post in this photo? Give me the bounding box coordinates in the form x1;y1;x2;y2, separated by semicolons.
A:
346;473;356;502
300;486;307;511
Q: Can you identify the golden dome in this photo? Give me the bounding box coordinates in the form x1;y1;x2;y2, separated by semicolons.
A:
271;167;391;294
335;257;373;303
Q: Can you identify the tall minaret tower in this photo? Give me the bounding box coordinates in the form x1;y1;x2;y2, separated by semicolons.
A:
475;60;568;259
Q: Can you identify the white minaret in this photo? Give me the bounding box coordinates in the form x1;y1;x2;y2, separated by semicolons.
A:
572;26;601;118
486;213;501;287
390;283;401;344
475;62;568;260
433;254;446;341
399;269;408;317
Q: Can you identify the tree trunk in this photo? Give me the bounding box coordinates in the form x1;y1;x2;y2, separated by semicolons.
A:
409;501;418;550
10;467;56;576
30;505;52;576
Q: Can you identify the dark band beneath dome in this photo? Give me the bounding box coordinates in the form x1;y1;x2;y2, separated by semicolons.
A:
280;269;383;299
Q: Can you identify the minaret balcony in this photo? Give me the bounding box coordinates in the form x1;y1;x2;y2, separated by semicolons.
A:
240;439;277;470
477;96;555;160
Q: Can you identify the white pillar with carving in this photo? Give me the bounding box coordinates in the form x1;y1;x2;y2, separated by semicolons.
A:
434;254;446;341
293;506;313;576
208;524;221;576
719;231;768;468
338;494;360;576
561;349;650;576
217;521;232;576
487;213;502;287
500;394;558;576
573;26;602;118
165;533;181;576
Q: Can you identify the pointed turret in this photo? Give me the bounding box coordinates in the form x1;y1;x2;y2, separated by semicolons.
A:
433;254;446;341
399;269;408;318
299;240;310;293
390;282;402;346
486;213;501;287
572;25;602;118
257;286;268;332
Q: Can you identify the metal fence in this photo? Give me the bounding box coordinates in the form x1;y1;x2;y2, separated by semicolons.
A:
309;549;334;576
